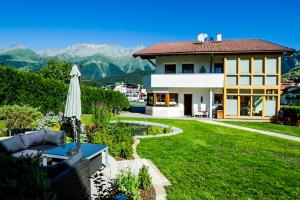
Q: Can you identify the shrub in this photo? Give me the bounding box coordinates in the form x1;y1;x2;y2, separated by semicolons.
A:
116;169;141;200
92;125;133;159
0;65;130;114
275;106;300;126
39;59;72;83
39;111;63;130
164;126;172;134
0;153;56;199
93;104;112;131
138;165;152;190
0;104;43;136
146;126;163;135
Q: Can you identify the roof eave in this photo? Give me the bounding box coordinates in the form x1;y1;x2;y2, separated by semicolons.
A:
134;49;296;59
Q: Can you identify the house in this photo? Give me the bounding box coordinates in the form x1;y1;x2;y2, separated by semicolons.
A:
110;82;147;102
281;86;300;106
133;34;295;119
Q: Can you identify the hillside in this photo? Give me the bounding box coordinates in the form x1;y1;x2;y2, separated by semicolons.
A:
0;44;154;82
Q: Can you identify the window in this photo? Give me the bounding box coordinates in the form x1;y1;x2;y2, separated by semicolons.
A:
226;96;238;116
253;59;263;73
147;93;154;106
266;58;277;74
227;59;237;74
253;89;264;94
240;76;251;85
265;76;278;85
266;89;278;94
240;96;251;116
156;93;166;105
169;93;178;106
227;89;238;94
182;64;194;73
240;59;250;73
252;76;264;85
240;89;251;94
214;63;224;73
226;76;237;85
165;64;176;74
253;96;263;116
200;96;203;103
214;94;223;104
265;96;277;117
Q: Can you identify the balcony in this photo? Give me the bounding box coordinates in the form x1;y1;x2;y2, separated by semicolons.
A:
143;73;224;88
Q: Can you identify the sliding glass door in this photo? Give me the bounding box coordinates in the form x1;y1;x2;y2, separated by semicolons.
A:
240;96;251;116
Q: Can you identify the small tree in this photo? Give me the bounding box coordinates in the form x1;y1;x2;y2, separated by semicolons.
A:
40;59;72;83
0;105;43;136
138;165;152;190
93;103;112;131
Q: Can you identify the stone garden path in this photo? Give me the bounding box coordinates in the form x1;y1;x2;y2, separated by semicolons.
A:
198;120;300;142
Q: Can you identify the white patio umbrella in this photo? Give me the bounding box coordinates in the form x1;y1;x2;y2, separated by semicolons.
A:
64;64;82;142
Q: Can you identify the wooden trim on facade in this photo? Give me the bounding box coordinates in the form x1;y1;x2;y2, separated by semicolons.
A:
223;54;281;119
165;93;170;107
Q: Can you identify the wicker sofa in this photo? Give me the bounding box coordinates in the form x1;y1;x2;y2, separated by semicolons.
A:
0;129;66;158
0;130;102;199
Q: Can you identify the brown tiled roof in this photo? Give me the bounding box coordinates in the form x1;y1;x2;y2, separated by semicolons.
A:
133;39;295;59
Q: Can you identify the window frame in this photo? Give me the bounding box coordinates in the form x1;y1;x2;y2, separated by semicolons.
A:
165;64;176;74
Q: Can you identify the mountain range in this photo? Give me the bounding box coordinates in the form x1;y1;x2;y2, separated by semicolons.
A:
0;44;154;83
0;44;299;84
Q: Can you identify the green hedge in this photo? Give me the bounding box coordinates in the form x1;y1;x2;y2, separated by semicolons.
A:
0;66;129;113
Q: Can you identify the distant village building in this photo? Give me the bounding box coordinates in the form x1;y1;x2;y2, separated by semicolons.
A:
134;34;295;119
281;85;300;106
109;82;147;102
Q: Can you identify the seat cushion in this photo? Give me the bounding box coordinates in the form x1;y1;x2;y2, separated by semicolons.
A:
19;130;45;148
44;130;66;146
11;149;39;158
0;135;26;153
28;144;56;151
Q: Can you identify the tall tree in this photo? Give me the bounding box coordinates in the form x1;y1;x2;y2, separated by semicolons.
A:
40;59;72;83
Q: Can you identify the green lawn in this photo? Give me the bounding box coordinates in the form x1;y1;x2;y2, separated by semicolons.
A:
119;117;300;200
220;121;300;137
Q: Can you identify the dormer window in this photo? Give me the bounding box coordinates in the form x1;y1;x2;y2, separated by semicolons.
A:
165;64;176;74
182;64;194;73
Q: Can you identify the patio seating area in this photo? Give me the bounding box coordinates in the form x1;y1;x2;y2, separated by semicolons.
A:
0;129;108;199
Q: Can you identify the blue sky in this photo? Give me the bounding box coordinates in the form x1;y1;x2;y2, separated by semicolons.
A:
0;0;299;50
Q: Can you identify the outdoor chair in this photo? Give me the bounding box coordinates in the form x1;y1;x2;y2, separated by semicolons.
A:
193;104;208;118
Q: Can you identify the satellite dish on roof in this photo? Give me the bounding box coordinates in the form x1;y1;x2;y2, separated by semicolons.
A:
197;33;208;43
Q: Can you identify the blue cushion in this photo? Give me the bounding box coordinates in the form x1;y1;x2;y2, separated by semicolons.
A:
44;130;66;146
0;135;26;153
19;130;45;148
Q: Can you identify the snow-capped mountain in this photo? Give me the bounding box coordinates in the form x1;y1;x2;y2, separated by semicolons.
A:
38;44;145;58
0;44;27;53
0;43;154;80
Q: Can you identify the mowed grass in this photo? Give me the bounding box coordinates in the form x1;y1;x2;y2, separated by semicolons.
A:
119;117;300;200
221;121;300;137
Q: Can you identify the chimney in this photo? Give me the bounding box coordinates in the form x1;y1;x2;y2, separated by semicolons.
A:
217;33;222;42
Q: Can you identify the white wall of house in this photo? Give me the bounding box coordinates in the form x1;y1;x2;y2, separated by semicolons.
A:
155;55;224;74
146;88;223;117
